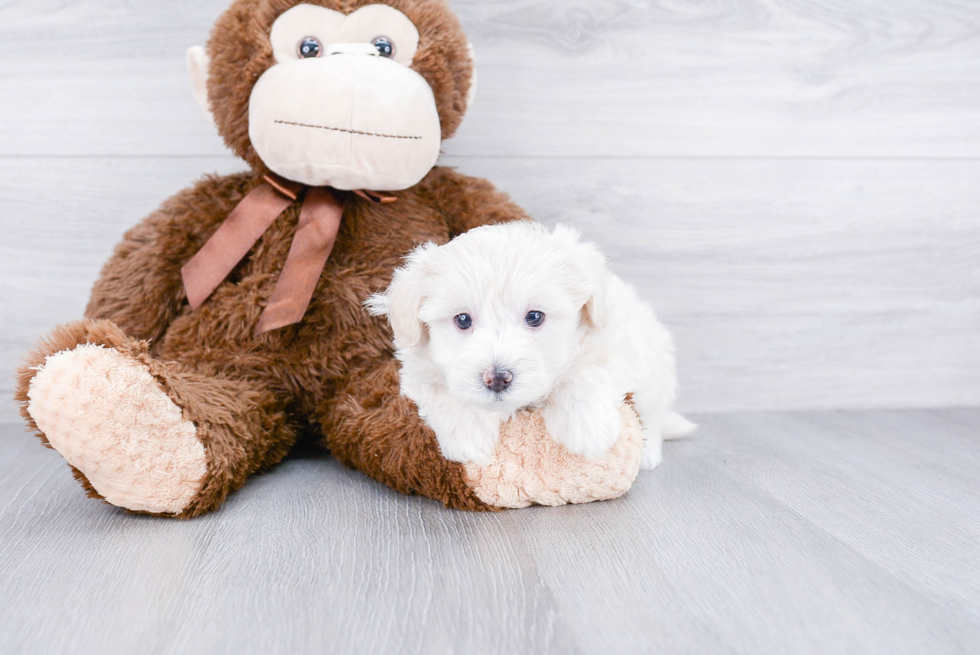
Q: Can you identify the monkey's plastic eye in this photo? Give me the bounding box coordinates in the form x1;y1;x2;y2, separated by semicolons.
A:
454;314;473;330
372;36;394;58
525;311;545;328
298;37;323;58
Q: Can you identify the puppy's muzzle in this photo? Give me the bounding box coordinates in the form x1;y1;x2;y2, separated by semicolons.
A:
483;368;514;394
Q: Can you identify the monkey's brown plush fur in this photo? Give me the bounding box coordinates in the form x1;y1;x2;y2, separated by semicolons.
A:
16;0;644;517
18;163;528;515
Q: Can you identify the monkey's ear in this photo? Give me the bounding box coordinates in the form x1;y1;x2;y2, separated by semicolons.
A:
465;42;478;112
186;46;215;126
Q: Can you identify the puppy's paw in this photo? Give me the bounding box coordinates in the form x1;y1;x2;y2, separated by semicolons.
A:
639;427;663;470
438;432;497;466
427;408;501;466
544;401;623;460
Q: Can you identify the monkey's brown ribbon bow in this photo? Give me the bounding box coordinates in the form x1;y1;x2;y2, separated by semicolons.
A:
181;175;394;336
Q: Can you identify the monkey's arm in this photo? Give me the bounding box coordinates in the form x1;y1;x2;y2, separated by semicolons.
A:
85;172;252;342
420;167;530;237
316;354;494;512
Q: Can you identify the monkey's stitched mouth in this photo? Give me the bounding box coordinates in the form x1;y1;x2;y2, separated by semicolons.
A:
274;120;423;140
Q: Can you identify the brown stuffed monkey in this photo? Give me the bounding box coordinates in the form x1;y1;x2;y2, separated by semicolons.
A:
16;0;644;518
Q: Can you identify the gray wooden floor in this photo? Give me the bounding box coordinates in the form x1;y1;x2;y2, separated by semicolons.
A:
2;409;979;654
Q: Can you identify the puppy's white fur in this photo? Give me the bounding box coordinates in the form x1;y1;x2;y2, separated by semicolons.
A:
367;222;695;468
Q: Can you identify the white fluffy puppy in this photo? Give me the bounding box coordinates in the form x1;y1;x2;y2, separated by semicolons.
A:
366;221;694;468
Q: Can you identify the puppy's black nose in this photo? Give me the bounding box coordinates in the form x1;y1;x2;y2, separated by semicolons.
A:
483;369;514;393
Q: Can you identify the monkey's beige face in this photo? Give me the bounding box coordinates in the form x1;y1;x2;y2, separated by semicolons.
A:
250;4;443;190
191;3;446;191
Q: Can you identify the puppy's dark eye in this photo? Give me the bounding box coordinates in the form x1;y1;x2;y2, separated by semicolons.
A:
298;37;323;58
372;36;394;58
454;314;473;330
525;311;545;328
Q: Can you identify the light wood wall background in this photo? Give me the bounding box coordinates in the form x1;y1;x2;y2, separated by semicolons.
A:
1;0;978;422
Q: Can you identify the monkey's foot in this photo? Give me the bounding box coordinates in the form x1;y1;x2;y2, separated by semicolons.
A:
25;343;207;515
464;404;643;509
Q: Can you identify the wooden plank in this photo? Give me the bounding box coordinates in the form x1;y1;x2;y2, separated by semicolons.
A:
0;0;228;157
0;0;978;157
2;155;978;421
0;425;576;655
2;409;979;653
0;157;249;423
507;411;980;654
450;155;980;413
692;410;980;615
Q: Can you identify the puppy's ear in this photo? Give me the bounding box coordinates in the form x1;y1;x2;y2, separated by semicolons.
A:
581;252;609;329
553;225;609;329
363;292;390;318
383;243;437;348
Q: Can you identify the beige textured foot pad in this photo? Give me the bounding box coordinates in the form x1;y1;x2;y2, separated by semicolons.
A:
464;404;643;509
26;344;207;515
